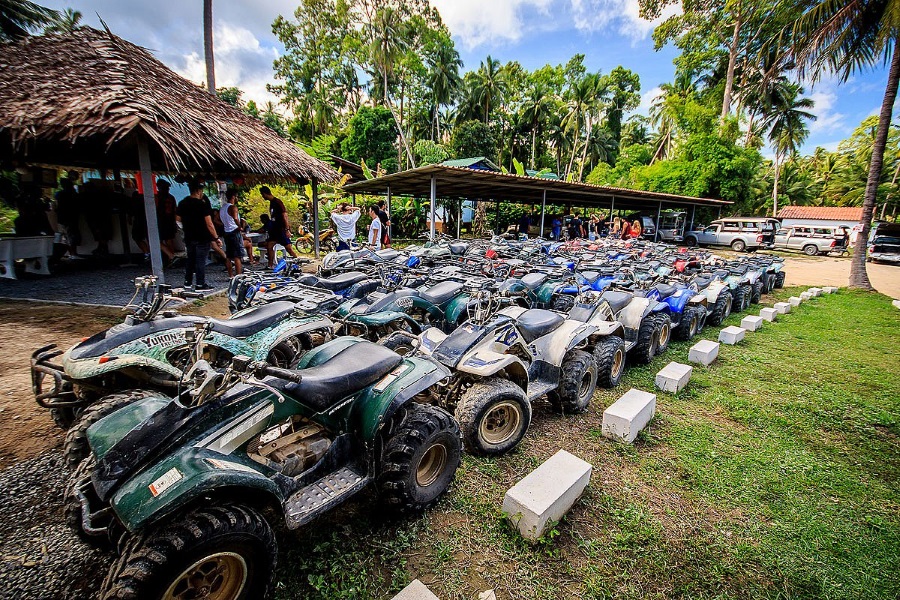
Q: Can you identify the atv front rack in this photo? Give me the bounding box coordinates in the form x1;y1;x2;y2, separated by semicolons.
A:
30;344;78;408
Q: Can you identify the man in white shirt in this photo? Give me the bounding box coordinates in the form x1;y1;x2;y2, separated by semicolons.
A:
330;202;361;251
368;205;382;250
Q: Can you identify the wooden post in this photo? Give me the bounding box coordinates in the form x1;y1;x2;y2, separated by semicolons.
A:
429;175;437;240
689;205;696;236
137;137;164;282
540;189;547;239
386;185;392;241
312;179;320;258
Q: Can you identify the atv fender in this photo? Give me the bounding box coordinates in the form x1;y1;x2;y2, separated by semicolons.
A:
417;327;449;355
534;282;557;306
529;320;594;368
253;317;336;361
455;349;529;392
444;293;472;328
664;290;691;313
63;352;183;381
617;296;652;331
689;294;708;307
111;450;283;532
589;319;626;339
296;336;366;368
346;311;420;332
498;305;528;320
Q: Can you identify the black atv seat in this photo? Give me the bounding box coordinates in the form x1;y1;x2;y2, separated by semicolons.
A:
270;342;403;411
517;309;565;343
449;242;468;255
317;271;368;291
209;301;297;338
694;276;712;289
654;283;678;299
600;291;633;315
420;281;464;305
521;272;548;290
376;249;401;261
580;271;600;284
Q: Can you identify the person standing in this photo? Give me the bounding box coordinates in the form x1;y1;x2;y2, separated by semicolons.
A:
368;205;382;250
220;189;243;277
155;180;176;264
375;199;391;248
517;212;531;237
260;186;298;266
551;216;562;241
54;177;81;258
568;213;583;239
331;202;362;251
632;219;643;239
176;181;218;291
127;185;150;260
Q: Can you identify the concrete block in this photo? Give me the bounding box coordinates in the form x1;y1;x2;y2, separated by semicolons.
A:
655;361;693;392
808;287;823;297
502;449;592;541
718;325;746;345
800;292;812;301
774;302;791;314
893;299;900;310
823;286;838;294
741;315;764;331
478;591;497;600
688;339;720;366
789;296;802;307
393;580;439;600
602;388;657;444
759;307;778;322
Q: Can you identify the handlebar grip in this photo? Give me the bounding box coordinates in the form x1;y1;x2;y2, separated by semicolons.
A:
259;364;303;383
180;290;205;299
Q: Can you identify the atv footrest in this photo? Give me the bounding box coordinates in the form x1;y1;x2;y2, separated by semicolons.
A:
284;465;369;529
527;381;557;402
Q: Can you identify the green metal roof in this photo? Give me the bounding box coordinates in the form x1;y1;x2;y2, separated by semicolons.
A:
441;157;501;171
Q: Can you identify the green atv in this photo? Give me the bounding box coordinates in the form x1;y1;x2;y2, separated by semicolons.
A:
65;337;460;599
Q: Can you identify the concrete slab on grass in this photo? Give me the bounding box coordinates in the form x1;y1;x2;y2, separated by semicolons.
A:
789;296;802;307
602;388;657;444
655;361;693;392
719;325;746;345
689;339;720;366
502;450;592;541
741;315;764;331
774;302;791;314
823;286;838;294
393;580;439;600
760;307;778;322
800;292;812;301
893;299;900;310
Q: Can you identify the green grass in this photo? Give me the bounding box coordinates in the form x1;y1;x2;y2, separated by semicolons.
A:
273;289;900;599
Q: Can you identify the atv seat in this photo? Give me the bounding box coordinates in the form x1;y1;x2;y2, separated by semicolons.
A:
517;309;565;343
600;291;633;315
449;242;468;255
580;271;600;284
420;281;464;305
270;341;403;411
316;271;368;291
209;301;297;338
693;276;711;289
375;249;401;261
653;283;678;299
521;272;548;290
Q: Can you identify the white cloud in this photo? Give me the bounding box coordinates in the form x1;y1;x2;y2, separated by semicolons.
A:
431;0;553;49
570;0;678;43
803;78;846;136
174;21;281;108
635;85;663;116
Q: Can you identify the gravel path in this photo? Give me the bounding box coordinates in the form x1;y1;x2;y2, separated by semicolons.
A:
0;451;108;599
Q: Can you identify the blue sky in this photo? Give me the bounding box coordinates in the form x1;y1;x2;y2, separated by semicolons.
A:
44;0;889;154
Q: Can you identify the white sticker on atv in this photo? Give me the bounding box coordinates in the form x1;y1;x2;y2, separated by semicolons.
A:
206;458;259;474
148;468;183;497
373;365;409;393
395;296;413;309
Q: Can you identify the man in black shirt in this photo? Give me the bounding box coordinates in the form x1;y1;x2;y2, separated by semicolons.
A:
375;199;391;248
260;186;298;267
176;181;218;291
568;213;583;239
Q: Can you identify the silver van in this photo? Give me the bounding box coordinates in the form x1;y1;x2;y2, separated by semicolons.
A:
772;224;849;256
684;218;780;252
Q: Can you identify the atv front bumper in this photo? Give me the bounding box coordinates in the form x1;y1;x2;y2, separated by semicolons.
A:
30;344;78;409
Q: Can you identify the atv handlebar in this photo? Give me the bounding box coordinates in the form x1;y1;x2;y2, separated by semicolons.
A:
231;356;303;384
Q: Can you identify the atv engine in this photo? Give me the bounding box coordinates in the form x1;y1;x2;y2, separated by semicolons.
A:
247;416;331;477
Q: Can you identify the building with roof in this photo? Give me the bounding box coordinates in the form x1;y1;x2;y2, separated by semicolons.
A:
777;206;863;230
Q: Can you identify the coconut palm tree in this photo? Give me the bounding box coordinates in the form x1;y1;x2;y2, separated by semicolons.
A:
43;7;80;34
471;56;508;124
368;6;414;166
0;0;58;41
203;0;215;94
763;83;816;217
520;83;555;168
426;43;463;141
787;0;900;289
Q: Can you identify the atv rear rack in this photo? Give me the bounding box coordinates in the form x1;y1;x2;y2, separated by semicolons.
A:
30;344;79;408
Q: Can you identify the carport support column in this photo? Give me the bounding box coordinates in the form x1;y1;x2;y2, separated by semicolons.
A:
654;201;662;242
689;205;696;235
386;185;391;241
429;174;437;240
312;179;320;258
137;137;164;282
610;196;615;224
540;189;547;238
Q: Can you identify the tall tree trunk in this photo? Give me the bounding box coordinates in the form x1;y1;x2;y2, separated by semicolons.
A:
531;128;537;169
384;69;415;168
744;112;756;146
203;0;215;94
578;115;592;181
720;5;742;122
850;42;900;290
772;153;780;217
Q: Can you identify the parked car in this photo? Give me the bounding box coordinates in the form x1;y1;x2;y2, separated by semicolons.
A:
684;218;780;252
772;224;849;256
868;234;900;264
656;211;687;243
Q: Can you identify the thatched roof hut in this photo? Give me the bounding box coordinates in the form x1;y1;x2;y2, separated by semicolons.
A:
0;26;337;183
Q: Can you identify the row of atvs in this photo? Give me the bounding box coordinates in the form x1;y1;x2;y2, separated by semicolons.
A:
30;235;785;599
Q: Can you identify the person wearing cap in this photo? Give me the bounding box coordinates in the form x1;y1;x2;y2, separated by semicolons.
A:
155;180;176;264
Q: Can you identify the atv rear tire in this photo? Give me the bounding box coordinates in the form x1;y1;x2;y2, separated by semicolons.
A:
674;306;702;341
629;317;659;364
653;313;672;354
751;281;764;304
593;336;626;388
548;350;598;414
732;284;751;313
455;379;531;455
377;403;461;512
707;292;732;326
100;503;276;600
550;294;575;313
775;271;786;289
50;407;77;430
64;390;155;470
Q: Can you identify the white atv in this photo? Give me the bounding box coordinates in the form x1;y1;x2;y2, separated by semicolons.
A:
403;294;627;455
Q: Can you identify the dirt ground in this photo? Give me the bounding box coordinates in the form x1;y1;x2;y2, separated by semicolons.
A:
0;256;895;468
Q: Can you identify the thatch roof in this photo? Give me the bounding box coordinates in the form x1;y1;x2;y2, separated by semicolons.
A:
0;27;338;183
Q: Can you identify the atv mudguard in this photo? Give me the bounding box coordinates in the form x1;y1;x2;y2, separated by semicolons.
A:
351;357;450;441
663;290;692;313
63;347;184;381
454;349;529;392
296;336;365;368
416;327;449;356
617;296;652;331
529;320;595;368
534;282;557;306
111;447;283;533
703;281;728;303
498;279;528;296
590;319;626;339
345;310;420;333
689;294;708;307
444;294;472;328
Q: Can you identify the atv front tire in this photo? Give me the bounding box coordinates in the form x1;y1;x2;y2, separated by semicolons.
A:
455;379;531;455
64;390;155;470
775;271;786;289
674;306;703;341
550;294;575;313
64;455;113;549
50;407;77;430
630;317;659;364
653;314;672;354
706;292;732;326
377;404;461;512
593;336;626;388
751;280;764;304
101;503;276;600
548;350;598;414
732;284;751;313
